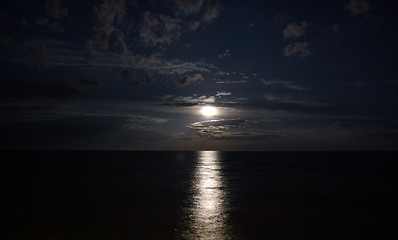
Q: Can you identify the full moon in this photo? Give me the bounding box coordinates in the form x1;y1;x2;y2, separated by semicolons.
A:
201;106;217;117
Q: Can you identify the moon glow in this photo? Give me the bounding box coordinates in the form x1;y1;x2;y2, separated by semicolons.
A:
201;106;217;117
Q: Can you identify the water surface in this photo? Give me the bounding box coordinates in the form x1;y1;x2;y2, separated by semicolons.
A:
1;151;397;239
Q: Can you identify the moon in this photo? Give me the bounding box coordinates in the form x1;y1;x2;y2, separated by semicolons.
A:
201;106;217;117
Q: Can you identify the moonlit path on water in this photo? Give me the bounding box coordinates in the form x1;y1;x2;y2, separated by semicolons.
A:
184;151;231;240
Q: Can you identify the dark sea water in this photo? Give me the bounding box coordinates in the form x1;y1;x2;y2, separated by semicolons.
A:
1;151;398;240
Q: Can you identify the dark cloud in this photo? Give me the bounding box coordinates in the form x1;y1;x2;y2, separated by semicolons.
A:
264;94;333;108
162;94;215;107
121;69;135;79
78;79;100;86
114;36;131;56
0;105;60;122
0;78;83;100
93;0;126;48
174;0;205;14
176;73;204;86
45;0;68;19
282;41;312;57
128;73;155;85
125;115;168;129
84;43;99;63
261;79;311;91
36;17;64;32
282;21;310;38
176;76;189;86
139;11;182;46
24;39;53;69
344;0;370;16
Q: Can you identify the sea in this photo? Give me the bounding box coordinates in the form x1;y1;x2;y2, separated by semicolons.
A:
1;151;397;240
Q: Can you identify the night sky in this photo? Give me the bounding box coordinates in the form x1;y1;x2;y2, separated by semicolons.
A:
1;0;397;150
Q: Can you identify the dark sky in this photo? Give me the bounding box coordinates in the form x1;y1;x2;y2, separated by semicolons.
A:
1;0;397;150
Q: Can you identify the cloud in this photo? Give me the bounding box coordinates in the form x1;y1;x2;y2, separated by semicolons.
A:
93;0;126;48
218;49;232;58
216;92;231;97
84;40;99;63
139;11;182;46
282;41;312;57
188;119;249;137
128;73;155;85
121;69;135;79
124;115;168;129
45;0;68;19
344;0;370;16
189;21;200;30
282;21;310;38
0;78;83;100
0;105;61;123
189;119;248;129
2;38;218;78
264;94;333;108
202;4;220;23
174;0;205;14
36;17;64;32
260;79;311;91
114;35;131;56
176;73;204;86
163;95;215;107
78;79;100;86
24;39;53;69
176;76;190;86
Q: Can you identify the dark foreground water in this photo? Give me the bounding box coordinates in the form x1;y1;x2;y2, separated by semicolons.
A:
1;151;397;240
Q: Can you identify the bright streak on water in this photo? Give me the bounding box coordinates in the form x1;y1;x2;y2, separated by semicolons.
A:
186;151;231;240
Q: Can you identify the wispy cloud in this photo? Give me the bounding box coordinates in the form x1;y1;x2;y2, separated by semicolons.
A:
202;3;221;23
188;118;249;137
216;91;231;97
2;39;218;77
260;79;311;91
344;0;370;16
282;41;312;57
174;0;205;14
218;49;232;58
264;94;333;108
282;21;310;38
124;114;168;130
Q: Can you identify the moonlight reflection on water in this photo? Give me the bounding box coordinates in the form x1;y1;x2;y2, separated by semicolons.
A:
183;151;231;240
